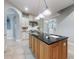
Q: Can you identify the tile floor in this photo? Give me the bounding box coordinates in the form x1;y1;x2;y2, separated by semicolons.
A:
4;39;35;59
4;37;73;59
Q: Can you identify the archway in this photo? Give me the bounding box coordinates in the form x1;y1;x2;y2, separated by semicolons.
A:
5;7;21;40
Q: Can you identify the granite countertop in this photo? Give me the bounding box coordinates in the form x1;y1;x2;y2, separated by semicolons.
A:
29;31;68;45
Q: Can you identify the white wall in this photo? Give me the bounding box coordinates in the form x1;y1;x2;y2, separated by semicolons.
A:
55;5;74;59
4;1;13;13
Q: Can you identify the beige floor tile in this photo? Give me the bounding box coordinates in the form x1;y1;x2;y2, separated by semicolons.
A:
4;55;13;59
13;55;25;59
15;48;24;54
4;38;35;59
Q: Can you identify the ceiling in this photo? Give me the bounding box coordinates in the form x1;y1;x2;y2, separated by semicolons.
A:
6;0;74;16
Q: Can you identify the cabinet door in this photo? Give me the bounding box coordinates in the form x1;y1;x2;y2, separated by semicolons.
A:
52;45;60;59
31;36;33;52
44;44;51;59
49;42;61;59
32;36;35;54
35;38;38;57
29;35;32;48
40;41;51;59
61;40;67;59
35;38;40;59
37;39;40;59
40;41;61;59
40;41;45;59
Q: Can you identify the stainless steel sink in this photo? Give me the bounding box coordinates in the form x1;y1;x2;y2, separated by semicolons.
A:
49;35;60;38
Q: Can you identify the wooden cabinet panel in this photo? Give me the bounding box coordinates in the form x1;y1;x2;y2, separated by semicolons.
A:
61;40;67;59
30;36;40;59
32;36;35;54
44;42;61;59
40;41;65;59
51;44;61;59
29;35;32;48
40;41;45;59
52;46;59;59
31;36;33;52
44;44;50;59
35;38;38;57
35;38;40;59
40;41;52;59
33;37;35;54
52;42;62;59
37;39;40;59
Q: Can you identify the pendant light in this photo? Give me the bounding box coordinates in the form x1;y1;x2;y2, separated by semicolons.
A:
35;0;51;20
43;0;51;16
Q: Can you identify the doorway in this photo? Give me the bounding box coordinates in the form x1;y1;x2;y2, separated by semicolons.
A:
5;8;20;40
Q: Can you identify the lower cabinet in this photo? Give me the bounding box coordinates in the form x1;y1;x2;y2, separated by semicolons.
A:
29;35;67;59
40;41;61;59
40;40;67;59
61;40;67;59
29;35;32;48
32;36;35;54
35;38;40;59
35;38;38;58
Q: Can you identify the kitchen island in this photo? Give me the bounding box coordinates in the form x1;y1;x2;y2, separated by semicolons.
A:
29;33;68;59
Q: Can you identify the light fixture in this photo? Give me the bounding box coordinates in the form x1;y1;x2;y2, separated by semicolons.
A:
43;0;51;16
35;16;40;20
25;7;28;11
35;0;51;20
42;9;51;16
35;14;45;20
38;14;45;18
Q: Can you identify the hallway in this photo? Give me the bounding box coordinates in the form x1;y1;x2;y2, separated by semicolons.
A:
4;39;35;59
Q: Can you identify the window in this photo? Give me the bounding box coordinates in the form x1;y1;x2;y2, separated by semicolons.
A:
47;19;56;34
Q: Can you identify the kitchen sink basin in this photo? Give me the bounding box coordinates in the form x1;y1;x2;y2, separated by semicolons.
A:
49;35;60;38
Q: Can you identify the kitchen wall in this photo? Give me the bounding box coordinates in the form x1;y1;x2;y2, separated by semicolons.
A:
37;19;44;33
4;0;13;13
55;5;74;59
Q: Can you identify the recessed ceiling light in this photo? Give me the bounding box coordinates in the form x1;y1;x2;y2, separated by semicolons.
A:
25;7;28;11
42;9;51;16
